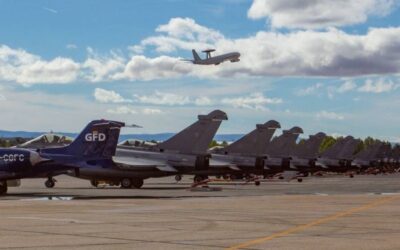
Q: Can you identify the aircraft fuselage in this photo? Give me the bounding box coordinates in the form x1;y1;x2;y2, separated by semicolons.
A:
194;52;241;65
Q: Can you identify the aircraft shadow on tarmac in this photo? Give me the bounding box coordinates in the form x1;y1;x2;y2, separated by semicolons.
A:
1;189;228;200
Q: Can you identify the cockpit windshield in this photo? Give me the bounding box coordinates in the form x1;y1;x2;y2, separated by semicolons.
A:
18;133;74;149
118;139;157;148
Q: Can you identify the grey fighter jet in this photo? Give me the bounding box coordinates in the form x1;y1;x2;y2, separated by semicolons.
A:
316;136;361;175
186;49;240;65
210;120;281;179
289;132;327;175
75;110;229;188
263;127;304;175
352;142;385;171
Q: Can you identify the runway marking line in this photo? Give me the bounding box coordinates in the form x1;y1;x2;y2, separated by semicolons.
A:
226;195;398;250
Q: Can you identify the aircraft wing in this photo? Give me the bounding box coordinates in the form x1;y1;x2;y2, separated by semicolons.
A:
315;161;329;169
209;159;239;170
113;156;177;172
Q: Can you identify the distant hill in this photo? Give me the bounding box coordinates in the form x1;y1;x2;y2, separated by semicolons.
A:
0;130;243;142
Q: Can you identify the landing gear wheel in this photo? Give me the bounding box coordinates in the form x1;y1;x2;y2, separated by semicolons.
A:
45;178;55;188
131;178;144;189
194;175;204;183
297;178;303;183
175;175;182;182
120;178;132;189
0;181;7;195
255;180;261;186
90;179;99;187
278;176;284;180
349;174;354;178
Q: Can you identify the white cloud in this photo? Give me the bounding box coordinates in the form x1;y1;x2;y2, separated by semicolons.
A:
221;93;282;110
94;88;131;103
66;44;78;49
107;106;137;115
133;91;190;105
113;55;193;81
247;0;396;29
2;16;400;86
0;86;5;101
0;45;80;85
194;96;213;106
337;80;357;93
83;48;125;82
129;18;400;78
316;111;345;120
132;17;224;53
43;7;58;14
107;106;163;115
358;78;399;93
142;108;163;115
296;83;323;96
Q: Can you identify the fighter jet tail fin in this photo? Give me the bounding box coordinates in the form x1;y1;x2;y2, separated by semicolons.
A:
43;120;124;159
222;120;281;156
192;49;201;61
266;127;304;157
156;110;228;155
295;132;326;159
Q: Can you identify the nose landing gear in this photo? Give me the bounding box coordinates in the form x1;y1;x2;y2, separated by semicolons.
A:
45;177;56;188
0;181;8;195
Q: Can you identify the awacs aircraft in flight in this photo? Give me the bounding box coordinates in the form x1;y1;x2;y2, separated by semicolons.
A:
185;49;240;65
0;120;124;195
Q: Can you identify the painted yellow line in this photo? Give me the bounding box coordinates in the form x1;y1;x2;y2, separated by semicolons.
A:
226;196;398;250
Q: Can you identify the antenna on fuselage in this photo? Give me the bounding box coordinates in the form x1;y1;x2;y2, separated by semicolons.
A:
202;49;215;59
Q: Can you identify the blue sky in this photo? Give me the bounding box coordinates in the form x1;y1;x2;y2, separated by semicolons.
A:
0;0;400;141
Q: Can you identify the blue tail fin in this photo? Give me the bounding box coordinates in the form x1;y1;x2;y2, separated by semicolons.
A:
42;120;125;159
192;49;201;61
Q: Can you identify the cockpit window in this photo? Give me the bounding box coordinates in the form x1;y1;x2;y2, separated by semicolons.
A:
118;139;157;148
18;133;74;148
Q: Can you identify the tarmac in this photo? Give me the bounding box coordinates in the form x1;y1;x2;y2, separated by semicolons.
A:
1;174;400;249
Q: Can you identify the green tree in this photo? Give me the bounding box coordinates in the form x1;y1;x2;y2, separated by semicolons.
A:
319;136;337;153
209;140;219;148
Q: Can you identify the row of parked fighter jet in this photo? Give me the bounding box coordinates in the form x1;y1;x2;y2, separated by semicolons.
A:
0;110;397;195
